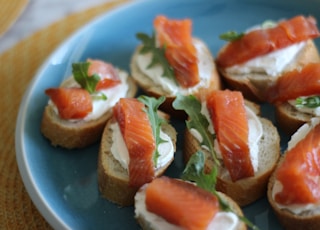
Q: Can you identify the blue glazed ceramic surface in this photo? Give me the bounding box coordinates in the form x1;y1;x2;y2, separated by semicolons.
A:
15;0;320;229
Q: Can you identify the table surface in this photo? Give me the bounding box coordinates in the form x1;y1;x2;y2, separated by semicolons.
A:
0;0;115;54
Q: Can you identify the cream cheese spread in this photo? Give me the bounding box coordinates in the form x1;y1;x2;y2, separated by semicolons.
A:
134;185;239;230
110;122;174;171
136;39;215;96
225;41;306;77
49;69;129;122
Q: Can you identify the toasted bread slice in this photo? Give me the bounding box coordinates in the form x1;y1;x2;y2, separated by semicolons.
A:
130;38;222;118
267;155;320;230
217;39;320;102
183;103;280;206
98;117;177;206
134;182;246;230
41;72;137;149
274;102;313;135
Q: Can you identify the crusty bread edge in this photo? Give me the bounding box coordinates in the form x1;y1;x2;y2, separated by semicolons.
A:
98;117;177;206
217;39;320;102
267;155;320;230
40;75;137;149
130;38;222;118
275;102;313;135
183;115;280;206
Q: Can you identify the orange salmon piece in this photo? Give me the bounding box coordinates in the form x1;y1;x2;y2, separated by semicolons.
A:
267;63;320;103
87;59;121;90
45;87;92;119
154;15;199;88
113;98;156;187
216;15;320;68
275;123;320;205
206;90;254;182
145;177;219;230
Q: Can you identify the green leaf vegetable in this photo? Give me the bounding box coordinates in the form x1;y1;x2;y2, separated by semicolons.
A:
296;96;320;108
219;31;244;41
72;62;107;100
172;94;219;165
138;95;167;166
136;32;176;84
182;151;259;230
181;151;217;192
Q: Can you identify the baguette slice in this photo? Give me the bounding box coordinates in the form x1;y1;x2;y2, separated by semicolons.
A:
134;179;246;230
130;38;222;118
274;102;313;135
41;73;137;149
267;155;320;230
217;39;320;102
184;103;280;206
98;117;177;206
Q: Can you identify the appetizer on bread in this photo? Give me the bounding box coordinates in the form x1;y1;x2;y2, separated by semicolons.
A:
267;62;320;135
98;96;177;206
41;59;137;149
267;117;320;230
216;15;320;102
173;90;280;206
134;176;247;230
130;15;221;117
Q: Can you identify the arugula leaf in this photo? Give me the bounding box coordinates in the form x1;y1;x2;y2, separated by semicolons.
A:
138;95;167;166
172;94;219;165
136;33;176;83
296;96;320;108
72;62;107;100
182;151;259;230
181;151;217;192
219;31;244;41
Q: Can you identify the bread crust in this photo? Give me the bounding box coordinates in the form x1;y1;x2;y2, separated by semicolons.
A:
40;75;137;149
217;39;320;102
267;156;320;230
275;102;313;135
135;185;246;230
183;112;280;206
98;118;177;206
130;39;222;118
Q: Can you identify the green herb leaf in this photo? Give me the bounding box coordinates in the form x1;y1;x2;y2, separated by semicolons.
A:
136;32;176;83
219;31;244;41
172;94;219;165
138;95;167;166
296;96;320;108
72;62;107;101
181;151;217;193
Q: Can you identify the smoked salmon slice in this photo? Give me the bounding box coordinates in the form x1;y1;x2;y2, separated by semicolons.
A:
87;59;121;90
206;90;254;182
267;62;320;103
274;123;320;205
145;176;219;230
154;15;199;88
216;15;320;68
113;98;156;187
45;87;92;119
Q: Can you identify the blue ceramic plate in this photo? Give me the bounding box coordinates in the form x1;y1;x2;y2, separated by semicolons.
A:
15;0;320;229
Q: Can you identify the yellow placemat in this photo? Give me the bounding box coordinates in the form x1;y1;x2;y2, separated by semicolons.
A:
0;0;29;37
0;0;128;229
